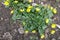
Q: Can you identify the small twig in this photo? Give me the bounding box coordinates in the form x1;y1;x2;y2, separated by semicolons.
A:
56;24;60;28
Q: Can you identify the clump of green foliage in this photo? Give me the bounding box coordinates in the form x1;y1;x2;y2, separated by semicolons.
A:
3;0;57;35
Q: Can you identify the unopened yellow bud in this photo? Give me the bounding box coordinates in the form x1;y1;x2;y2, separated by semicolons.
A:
51;30;55;34
10;10;14;14
45;19;49;23
32;30;36;33
41;34;45;39
51;23;56;28
25;30;29;34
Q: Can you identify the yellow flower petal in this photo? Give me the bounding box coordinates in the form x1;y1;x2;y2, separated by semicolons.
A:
28;6;33;9
4;1;9;6
26;8;31;12
41;34;45;39
32;30;36;33
51;30;55;34
53;8;57;14
25;30;29;34
36;8;40;12
45;19;49;23
51;23;56;28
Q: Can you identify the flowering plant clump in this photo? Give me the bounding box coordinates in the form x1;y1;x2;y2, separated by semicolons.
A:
3;0;57;36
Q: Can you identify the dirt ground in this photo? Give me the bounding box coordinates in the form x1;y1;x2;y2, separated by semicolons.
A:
0;0;60;40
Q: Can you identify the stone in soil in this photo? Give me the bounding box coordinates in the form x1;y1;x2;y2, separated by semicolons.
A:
52;38;56;40
3;32;12;40
18;27;24;34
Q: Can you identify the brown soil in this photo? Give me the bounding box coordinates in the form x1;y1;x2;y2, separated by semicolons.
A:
0;0;60;40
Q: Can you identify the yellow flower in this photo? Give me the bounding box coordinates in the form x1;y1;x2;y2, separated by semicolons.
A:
28;6;33;9
26;8;31;12
20;9;24;12
51;23;56;28
41;34;45;39
45;19;49;23
14;0;18;3
25;30;29;34
26;6;33;13
28;0;32;3
4;1;9;6
51;30;55;34
10;10;14;14
53;8;57;14
32;30;36;33
36;8;40;12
